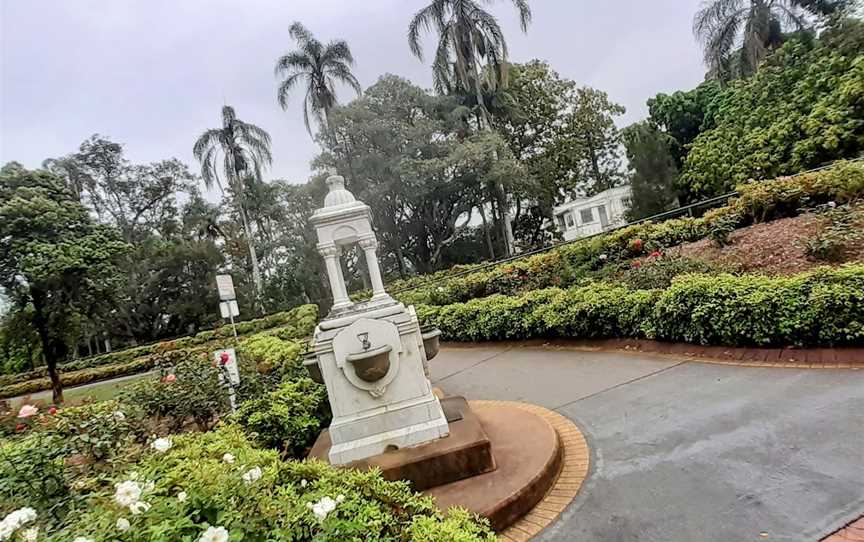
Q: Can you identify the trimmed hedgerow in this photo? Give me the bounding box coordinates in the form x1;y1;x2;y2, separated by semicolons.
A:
399;161;864;307
420;265;864;348
0;306;318;399
0;305;319;387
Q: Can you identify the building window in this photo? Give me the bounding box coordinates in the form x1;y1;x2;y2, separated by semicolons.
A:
621;197;632;209
579;208;594;224
564;213;575;228
556;214;566;229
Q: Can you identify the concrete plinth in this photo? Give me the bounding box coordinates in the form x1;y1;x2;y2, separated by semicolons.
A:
309;397;496;491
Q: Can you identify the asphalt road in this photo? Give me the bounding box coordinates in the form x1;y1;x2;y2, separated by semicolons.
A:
430;344;864;542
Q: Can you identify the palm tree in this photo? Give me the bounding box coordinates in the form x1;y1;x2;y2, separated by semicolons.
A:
408;0;531;257
275;22;362;141
694;0;843;80
193;105;272;308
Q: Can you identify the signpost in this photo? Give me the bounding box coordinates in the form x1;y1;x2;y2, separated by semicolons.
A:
215;274;240;411
215;348;240;411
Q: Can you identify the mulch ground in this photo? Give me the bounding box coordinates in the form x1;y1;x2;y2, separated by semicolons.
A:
823;517;864;541
668;209;864;275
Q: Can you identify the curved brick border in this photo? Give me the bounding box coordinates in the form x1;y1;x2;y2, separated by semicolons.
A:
822;516;864;541
469;401;590;542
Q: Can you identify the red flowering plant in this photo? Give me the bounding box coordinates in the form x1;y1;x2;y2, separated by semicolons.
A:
630;238;644;254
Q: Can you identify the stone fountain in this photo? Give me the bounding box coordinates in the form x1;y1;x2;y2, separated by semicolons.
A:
306;172;449;464
306;172;574;533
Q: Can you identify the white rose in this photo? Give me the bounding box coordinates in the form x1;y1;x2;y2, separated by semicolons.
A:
21;526;39;542
112;411;126;421
150;437;172;453
129;501;151;515
198;525;229;542
300;479;308;487
222;453;235;464
113;481;142;508
242;466;262;485
177;491;188;502
116;518;131;532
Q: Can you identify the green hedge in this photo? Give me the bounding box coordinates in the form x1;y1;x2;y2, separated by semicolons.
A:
419;265;864;347
0;305;318;388
44;425;494;541
0;305;318;399
400;161;864;307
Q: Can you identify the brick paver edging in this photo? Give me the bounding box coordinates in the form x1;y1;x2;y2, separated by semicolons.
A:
822;516;864;541
470;401;590;542
446;340;864;369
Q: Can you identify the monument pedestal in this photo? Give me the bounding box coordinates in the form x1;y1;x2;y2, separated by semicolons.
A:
309;397;496;490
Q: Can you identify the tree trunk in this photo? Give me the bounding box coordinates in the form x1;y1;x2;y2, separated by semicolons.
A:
478;203;496;261
466;35;515;257
237;202;264;314
30;288;65;403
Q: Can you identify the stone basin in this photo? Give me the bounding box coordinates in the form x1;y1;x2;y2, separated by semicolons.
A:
421;328;442;361
346;344;392;382
302;353;324;384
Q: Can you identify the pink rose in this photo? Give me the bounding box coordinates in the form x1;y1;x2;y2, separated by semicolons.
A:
17;404;38;418
48;406;58;415
163;374;177;383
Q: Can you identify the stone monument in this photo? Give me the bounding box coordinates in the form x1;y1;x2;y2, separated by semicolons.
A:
306;172;449;464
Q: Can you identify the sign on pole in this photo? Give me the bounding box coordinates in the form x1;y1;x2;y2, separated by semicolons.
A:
215;348;240;411
216;274;236;301
219;300;239;319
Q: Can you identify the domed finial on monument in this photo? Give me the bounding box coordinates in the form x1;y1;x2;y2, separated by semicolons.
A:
323;169;356;208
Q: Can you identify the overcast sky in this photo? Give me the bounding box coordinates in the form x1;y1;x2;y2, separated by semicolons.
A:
1;0;707;185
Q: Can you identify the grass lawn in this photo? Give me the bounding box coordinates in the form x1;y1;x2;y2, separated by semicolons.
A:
6;371;154;409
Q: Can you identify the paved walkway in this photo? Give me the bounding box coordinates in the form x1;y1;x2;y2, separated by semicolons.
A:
430;344;864;542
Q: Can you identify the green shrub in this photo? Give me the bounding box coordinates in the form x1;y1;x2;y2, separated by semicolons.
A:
803;203;864;261
611;256;732;290
400;161;864;307
422;265;864;347
120;356;229;431
231;378;329;457
44;425;495;542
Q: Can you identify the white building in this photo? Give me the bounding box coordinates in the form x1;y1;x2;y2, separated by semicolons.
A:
553;185;632;241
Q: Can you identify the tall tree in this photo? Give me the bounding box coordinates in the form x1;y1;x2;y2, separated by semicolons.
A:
693;0;842;81
622;122;680;221
0;164;128;402
320;75;523;275
408;0;532;257
193;106;272;309
556;87;626;196
275;22;362;141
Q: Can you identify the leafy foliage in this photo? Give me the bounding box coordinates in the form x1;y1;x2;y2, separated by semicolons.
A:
0;165;129;401
45;425;495;542
421;264;864;347
803;202;864;260
231;378;329;457
682;19;864;197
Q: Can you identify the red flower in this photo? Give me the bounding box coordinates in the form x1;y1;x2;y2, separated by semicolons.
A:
162;374;177;383
649;250;662;258
631;260;642;268
220;352;230;366
631;238;644;252
15;423;26;432
48;406;58;415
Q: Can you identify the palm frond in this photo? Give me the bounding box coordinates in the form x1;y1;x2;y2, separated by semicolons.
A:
324;63;362;95
507;0;532;31
289;21;314;45
408;0;448;59
275;52;313;75
277;72;308;110
321;40;355;65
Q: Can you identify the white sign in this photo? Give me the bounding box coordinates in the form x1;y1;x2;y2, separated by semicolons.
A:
219;300;239;318
216;274;236;301
214;348;241;386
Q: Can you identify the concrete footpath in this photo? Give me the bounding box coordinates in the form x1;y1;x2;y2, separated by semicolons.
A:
431;344;864;542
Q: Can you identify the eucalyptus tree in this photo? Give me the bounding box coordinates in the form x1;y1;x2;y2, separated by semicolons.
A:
193;105;272;306
693;0;844;80
275;21;362;142
408;0;532;256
